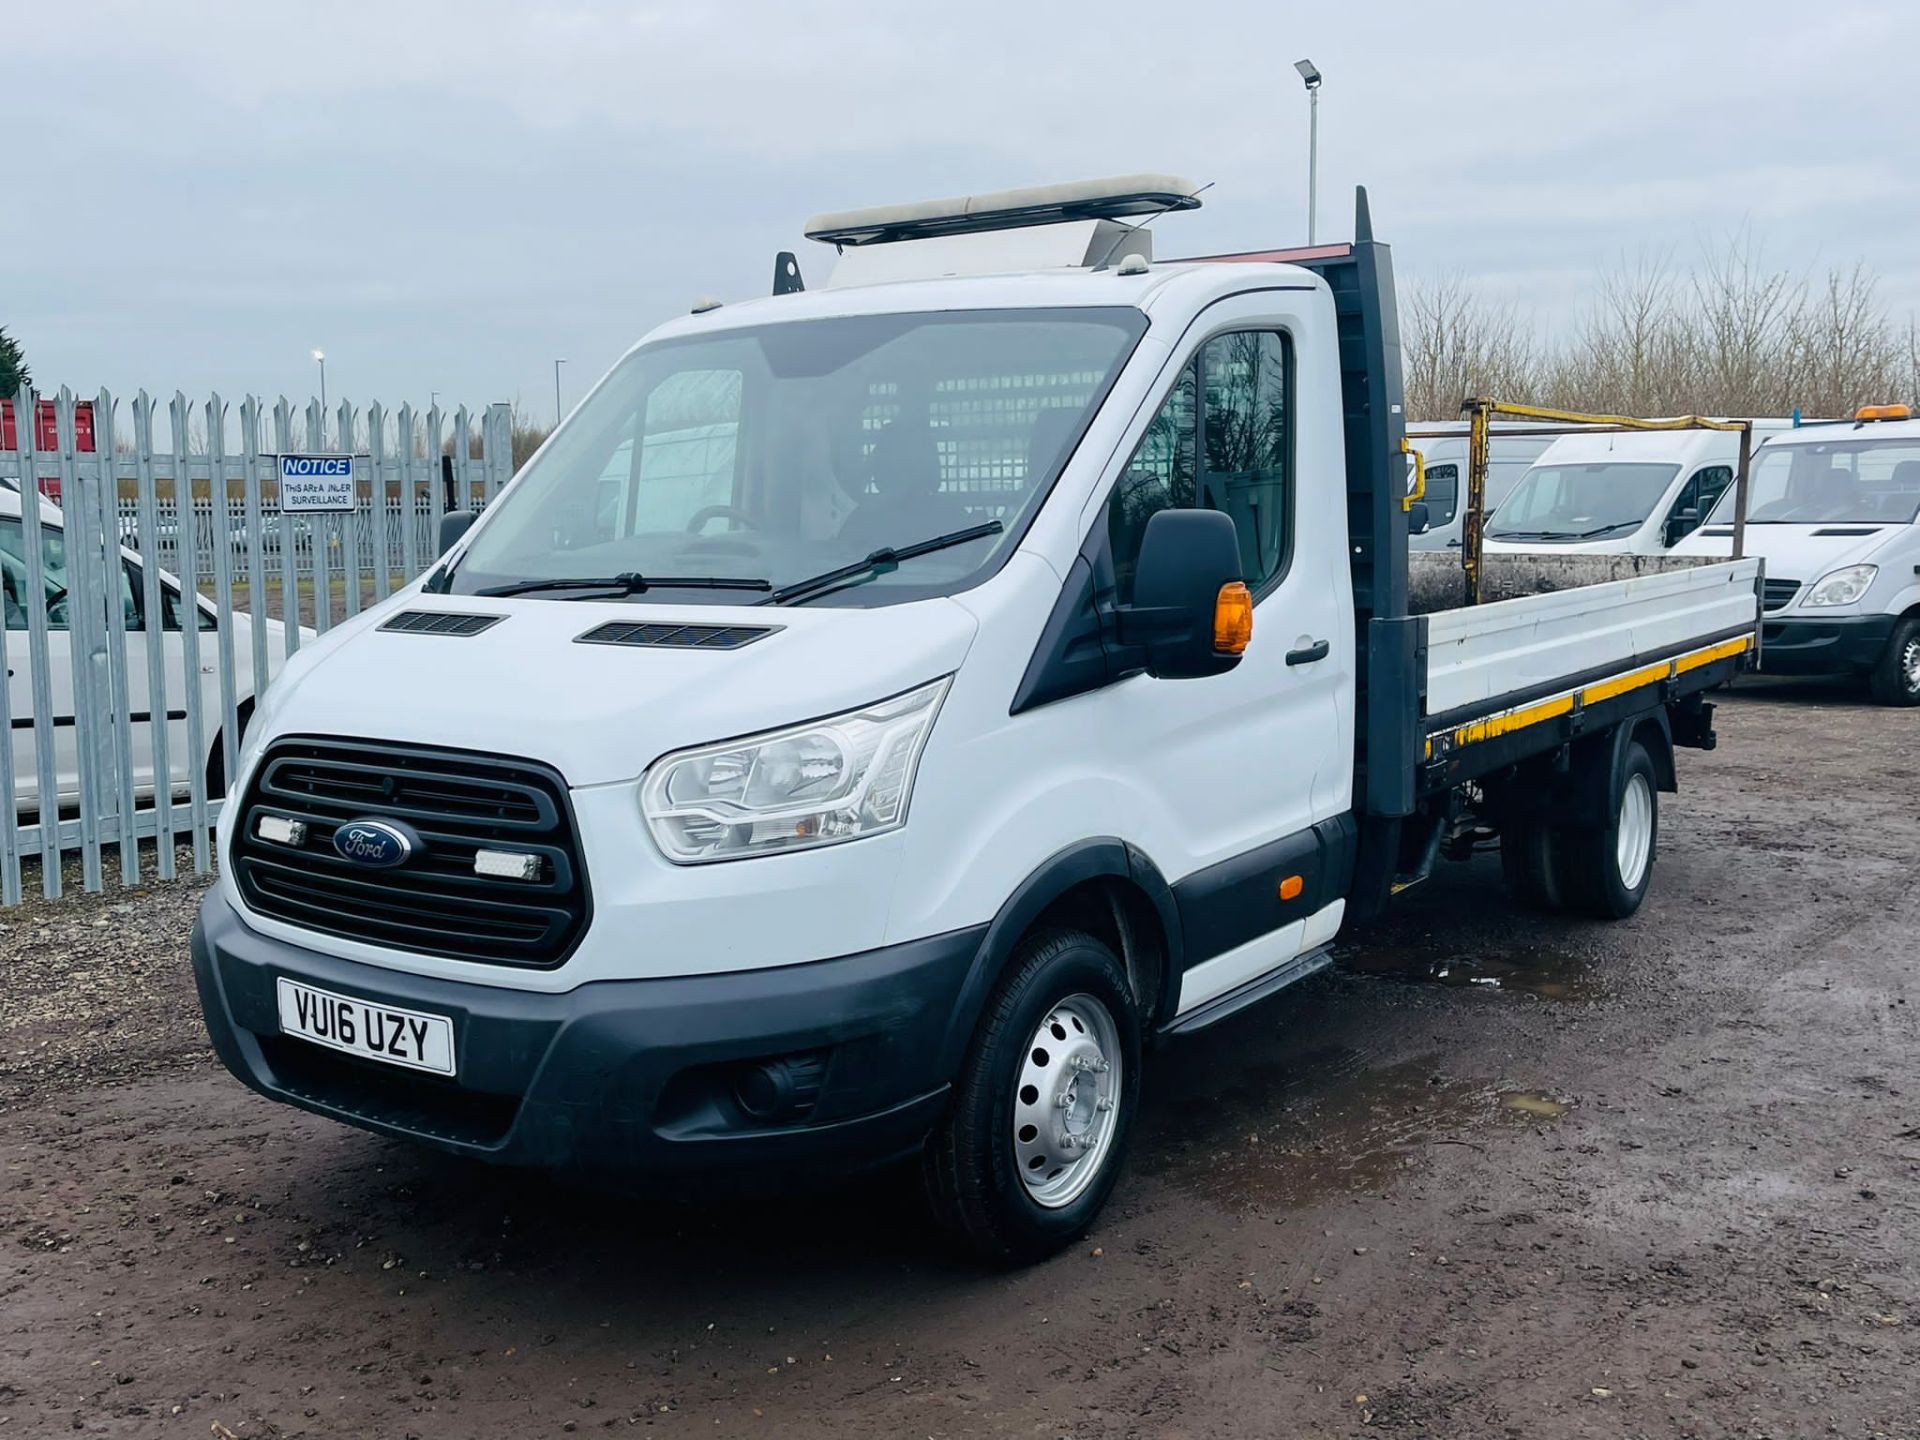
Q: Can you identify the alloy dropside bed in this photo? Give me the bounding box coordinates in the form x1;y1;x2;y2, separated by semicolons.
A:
1411;552;1763;793
1260;194;1763;912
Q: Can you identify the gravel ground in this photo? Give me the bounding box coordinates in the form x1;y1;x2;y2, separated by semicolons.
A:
2;680;1917;1439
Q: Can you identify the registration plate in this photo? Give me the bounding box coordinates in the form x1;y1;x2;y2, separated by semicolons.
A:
275;978;456;1077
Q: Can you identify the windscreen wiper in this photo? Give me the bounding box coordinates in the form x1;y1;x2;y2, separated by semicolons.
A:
476;572;773;599
766;521;1004;607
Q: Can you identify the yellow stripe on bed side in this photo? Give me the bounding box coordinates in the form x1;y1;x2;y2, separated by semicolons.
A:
1579;660;1672;706
1673;633;1753;673
1450;693;1575;747
1437;632;1755;753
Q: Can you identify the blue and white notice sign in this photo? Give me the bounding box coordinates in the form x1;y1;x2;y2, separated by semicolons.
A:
278;455;357;512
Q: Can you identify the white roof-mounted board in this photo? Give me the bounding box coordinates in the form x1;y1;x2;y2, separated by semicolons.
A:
804;173;1202;248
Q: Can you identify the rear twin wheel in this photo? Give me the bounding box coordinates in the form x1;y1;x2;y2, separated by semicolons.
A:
1502;739;1658;920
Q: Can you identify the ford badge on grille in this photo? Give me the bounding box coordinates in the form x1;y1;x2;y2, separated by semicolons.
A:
332;819;416;868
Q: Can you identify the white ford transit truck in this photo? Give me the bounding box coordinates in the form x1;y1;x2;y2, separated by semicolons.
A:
192;179;1763;1262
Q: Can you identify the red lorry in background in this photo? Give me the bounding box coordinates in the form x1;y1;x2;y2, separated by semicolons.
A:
0;397;97;502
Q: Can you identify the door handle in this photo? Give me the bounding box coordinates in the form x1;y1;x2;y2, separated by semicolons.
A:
1286;638;1331;666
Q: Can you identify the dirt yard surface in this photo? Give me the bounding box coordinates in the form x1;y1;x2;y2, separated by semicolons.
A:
3;681;1917;1439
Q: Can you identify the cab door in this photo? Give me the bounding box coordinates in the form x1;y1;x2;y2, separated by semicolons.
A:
1093;297;1353;1015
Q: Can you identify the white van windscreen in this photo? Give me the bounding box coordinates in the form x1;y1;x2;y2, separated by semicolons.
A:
1485;463;1679;541
453;307;1145;605
1708;437;1920;526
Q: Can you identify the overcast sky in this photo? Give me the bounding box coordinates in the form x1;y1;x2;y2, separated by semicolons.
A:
9;0;1919;423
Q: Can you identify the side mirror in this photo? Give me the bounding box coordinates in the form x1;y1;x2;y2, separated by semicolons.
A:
437;510;478;557
1665;507;1700;547
1407;501;1431;536
1113;509;1251;680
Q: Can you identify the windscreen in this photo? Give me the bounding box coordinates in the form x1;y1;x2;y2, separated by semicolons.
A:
452;307;1146;604
1707;436;1920;525
1486;462;1680;541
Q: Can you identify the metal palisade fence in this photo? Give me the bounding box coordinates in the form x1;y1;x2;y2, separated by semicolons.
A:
0;387;514;905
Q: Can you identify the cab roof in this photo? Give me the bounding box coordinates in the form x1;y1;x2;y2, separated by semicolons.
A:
1532;423;1786;467
637;259;1326;351
1758;415;1920;448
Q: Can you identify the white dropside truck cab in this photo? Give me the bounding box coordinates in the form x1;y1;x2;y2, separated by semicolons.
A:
1485;424;1787;558
3;481;284;812
192;179;1763;1262
1406;422;1557;553
1675;405;1920;704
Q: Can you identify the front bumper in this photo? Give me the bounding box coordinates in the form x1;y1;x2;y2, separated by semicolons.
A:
1759;613;1895;676
191;894;985;1176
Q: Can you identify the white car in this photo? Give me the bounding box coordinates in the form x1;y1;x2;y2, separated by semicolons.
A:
1674;407;1920;704
3;484;287;811
1485;424;1789;557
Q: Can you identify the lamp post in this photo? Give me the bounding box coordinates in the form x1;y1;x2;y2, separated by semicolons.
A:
311;348;327;418
1294;59;1323;244
554;358;568;427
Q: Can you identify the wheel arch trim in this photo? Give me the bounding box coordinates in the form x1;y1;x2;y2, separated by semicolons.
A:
935;838;1183;1078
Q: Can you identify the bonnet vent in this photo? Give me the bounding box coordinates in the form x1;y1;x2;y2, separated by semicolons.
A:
576;621;779;651
380;611;503;637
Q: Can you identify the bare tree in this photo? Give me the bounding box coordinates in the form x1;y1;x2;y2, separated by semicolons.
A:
1788;264;1901;417
1401;274;1538;420
1905;318;1920;409
1413;239;1914;422
1542;252;1687;416
509;406;551;471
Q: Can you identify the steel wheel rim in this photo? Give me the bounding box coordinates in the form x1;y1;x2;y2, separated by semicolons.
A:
1616;771;1654;890
1012;993;1122;1209
1901;637;1920;693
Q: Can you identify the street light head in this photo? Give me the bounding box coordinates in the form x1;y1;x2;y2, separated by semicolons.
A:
311;349;326;362
1294;58;1322;89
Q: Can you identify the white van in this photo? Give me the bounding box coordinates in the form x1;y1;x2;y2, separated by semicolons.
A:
1485;425;1786;557
1405;422;1557;552
1674;406;1920;704
189;178;1762;1262
2;482;282;810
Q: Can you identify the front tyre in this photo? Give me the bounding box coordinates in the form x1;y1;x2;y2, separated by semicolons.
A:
1868;616;1920;707
922;929;1141;1265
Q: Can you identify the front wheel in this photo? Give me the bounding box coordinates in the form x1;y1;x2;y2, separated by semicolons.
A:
921;929;1141;1265
1868;616;1920;707
1560;740;1658;920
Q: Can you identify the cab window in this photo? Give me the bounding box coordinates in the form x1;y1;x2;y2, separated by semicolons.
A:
1;518;73;630
1107;330;1293;602
1423;462;1460;527
1664;465;1732;544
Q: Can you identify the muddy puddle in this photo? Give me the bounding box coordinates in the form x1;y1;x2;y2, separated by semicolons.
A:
1498;1090;1573;1120
1335;941;1603;1001
1138;1052;1516;1210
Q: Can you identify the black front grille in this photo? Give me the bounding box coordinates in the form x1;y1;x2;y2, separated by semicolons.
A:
381;610;504;637
233;737;590;967
576;620;779;650
1763;578;1801;612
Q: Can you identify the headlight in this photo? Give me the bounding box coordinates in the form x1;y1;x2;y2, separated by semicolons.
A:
1801;564;1877;607
641;678;950;863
